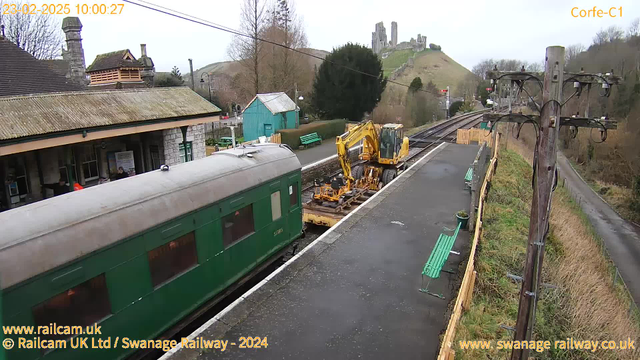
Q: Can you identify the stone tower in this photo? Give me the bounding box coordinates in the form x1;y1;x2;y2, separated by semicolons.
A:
61;17;88;86
371;22;387;55
391;22;398;48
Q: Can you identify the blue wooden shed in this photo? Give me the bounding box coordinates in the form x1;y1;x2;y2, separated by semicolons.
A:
242;92;298;141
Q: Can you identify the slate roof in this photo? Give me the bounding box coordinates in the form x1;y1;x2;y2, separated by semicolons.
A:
41;59;70;76
86;50;144;72
0;87;221;141
245;92;297;115
0;37;85;97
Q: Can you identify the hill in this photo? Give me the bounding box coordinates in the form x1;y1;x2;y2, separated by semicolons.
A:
382;49;473;95
185;47;329;87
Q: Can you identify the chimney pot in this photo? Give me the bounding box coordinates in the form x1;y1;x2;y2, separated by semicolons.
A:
141;44;147;57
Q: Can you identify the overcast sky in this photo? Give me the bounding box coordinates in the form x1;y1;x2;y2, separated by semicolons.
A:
32;0;638;74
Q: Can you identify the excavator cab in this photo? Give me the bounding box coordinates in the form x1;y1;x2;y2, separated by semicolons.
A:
378;124;408;164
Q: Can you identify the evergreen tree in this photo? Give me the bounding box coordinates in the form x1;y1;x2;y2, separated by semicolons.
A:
409;77;423;93
155;66;184;87
170;66;183;81
311;43;387;121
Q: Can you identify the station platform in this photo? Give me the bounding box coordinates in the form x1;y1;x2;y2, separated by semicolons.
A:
295;141;341;166
165;143;480;360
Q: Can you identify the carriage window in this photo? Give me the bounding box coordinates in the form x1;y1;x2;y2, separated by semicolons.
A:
271;191;282;221
148;232;198;287
32;274;111;340
289;183;298;207
223;204;255;248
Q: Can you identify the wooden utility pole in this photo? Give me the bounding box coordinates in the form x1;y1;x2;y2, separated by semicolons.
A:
510;46;564;360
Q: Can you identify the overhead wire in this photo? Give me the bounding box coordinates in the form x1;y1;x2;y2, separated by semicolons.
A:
122;0;435;94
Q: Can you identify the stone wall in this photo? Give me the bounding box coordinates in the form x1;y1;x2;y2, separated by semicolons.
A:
162;124;206;166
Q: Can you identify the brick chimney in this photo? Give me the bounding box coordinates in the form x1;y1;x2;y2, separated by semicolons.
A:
61;17;88;86
139;43;155;87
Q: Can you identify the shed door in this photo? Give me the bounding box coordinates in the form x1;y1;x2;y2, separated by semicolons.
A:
264;124;273;137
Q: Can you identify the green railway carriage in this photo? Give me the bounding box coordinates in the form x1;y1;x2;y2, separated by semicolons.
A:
0;144;302;360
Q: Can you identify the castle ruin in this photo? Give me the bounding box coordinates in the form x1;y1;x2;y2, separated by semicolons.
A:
371;22;387;55
371;21;427;54
391;22;398;48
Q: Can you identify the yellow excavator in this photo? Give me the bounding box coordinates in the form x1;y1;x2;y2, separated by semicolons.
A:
313;121;410;203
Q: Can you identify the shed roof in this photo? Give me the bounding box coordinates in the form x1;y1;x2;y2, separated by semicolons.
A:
0;37;85;97
245;92;297;115
0;87;221;142
86;49;144;72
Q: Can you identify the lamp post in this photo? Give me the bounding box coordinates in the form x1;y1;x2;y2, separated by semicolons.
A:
200;72;212;103
294;82;303;128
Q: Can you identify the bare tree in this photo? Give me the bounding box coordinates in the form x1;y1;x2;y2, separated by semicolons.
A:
565;44;585;68
526;61;544;73
456;72;479;99
472;59;495;79
0;0;63;59
593;29;608;46
261;0;307;95
228;0;268;95
593;26;624;45
627;18;639;38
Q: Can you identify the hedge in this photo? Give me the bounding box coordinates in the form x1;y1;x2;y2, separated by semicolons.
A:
278;119;347;148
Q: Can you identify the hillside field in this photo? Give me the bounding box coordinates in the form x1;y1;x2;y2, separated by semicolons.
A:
383;49;472;94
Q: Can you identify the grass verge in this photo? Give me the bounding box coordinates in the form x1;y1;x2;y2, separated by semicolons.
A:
404;118;449;136
569;160;640;224
453;149;640;359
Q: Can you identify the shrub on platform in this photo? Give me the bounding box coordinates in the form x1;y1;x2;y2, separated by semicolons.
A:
278;119;346;148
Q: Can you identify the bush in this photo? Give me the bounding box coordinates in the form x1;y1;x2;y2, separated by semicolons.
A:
429;43;442;51
278;119;347;148
449;101;463;115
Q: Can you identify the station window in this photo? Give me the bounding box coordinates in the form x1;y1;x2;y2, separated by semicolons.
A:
289;183;298;207
32;274;111;340
81;146;99;181
148;232;198;287
179;142;193;163
271;191;282;221
222;204;255;248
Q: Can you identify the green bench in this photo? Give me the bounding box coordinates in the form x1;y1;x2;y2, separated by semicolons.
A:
464;167;473;184
300;132;322;147
464;166;473;191
419;223;462;299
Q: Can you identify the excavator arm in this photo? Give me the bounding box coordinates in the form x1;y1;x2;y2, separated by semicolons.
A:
336;121;379;185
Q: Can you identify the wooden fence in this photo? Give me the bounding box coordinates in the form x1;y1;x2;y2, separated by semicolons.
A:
437;133;500;360
456;128;494;147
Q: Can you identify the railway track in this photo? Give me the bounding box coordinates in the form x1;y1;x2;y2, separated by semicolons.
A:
301;110;488;196
405;111;486;162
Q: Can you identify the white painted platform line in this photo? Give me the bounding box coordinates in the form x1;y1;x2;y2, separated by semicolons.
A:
160;142;447;359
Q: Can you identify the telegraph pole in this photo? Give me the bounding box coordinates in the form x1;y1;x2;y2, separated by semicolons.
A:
188;59;195;90
510;46;564;360
294;82;299;128
485;58;618;357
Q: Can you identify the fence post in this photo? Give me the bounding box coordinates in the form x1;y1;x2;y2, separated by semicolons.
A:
463;270;477;310
469;159;479;230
